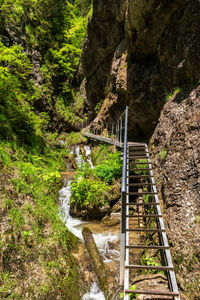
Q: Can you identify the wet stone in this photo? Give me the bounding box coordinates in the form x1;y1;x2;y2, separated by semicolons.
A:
101;214;120;227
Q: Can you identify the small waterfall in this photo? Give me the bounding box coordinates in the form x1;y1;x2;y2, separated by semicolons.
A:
59;182;84;240
82;282;105;300
59;180;119;251
84;145;94;168
70;145;85;167
70;145;94;168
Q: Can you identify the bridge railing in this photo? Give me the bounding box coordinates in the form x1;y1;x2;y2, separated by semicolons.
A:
120;106;128;286
84;109;128;146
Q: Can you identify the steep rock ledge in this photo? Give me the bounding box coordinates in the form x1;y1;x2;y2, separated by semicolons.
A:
81;0;200;141
149;86;200;296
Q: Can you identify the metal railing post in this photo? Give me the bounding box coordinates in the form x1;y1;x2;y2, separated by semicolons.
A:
120;106;128;286
118;120;120;142
120;116;123;144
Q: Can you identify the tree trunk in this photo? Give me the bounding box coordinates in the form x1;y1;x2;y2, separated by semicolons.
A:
82;226;111;300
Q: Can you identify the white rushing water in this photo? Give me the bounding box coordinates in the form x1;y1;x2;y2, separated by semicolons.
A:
82;282;105;300
59;181;119;252
59;145;119;300
70;145;94;168
59;182;119;299
70;145;85;166
59;182;83;240
84;145;94;169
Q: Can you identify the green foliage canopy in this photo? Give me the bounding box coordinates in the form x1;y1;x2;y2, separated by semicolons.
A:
0;0;92;143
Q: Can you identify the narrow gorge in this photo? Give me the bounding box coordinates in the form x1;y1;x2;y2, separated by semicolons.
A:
0;0;199;299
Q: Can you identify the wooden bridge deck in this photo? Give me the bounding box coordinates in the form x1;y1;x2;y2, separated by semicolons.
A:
83;132;123;147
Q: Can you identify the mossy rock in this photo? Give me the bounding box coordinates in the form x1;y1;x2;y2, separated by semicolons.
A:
112;199;121;213
67;132;88;147
101;215;120;227
82;226;111;299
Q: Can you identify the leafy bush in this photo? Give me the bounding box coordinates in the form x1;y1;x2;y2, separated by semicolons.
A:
95;152;122;183
66;131;87;146
70;148;122;207
91;145;114;166
70;163;110;207
0;0;92;143
70;176;110;207
0;45;46;145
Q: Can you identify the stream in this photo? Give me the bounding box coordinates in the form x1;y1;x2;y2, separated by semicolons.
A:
59;145;120;299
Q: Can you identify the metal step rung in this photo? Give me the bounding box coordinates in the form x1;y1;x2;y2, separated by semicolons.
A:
125;289;179;296
127;175;154;178
125;265;174;271
128;150;146;151
128;144;146;146
128;149;146;150
126;151;146;154
128;152;147;155
126;183;155;186
127;168;151;171
126;214;162;218
126;192;157;195
128;158;148;160
126;245;170;249
123;152;147;155
126;228;165;232
127;162;149;164
128;147;146;149
126;202;159;206
127;157;148;159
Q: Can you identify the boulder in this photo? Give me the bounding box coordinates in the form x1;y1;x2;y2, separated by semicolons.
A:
101;213;120;227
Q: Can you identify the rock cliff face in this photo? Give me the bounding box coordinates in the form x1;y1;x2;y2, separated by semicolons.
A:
81;0;200;141
81;0;200;297
81;0;126;113
150;87;200;296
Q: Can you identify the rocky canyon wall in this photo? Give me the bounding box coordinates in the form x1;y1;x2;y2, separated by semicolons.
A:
81;0;200;297
150;87;200;297
81;0;200;141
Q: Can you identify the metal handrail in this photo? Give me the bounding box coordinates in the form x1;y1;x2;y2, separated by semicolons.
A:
85;109;128;145
145;146;180;300
120;106;128;286
121;107;128;193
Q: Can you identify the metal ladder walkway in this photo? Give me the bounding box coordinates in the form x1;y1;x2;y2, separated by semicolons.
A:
82;106;180;299
123;142;180;299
